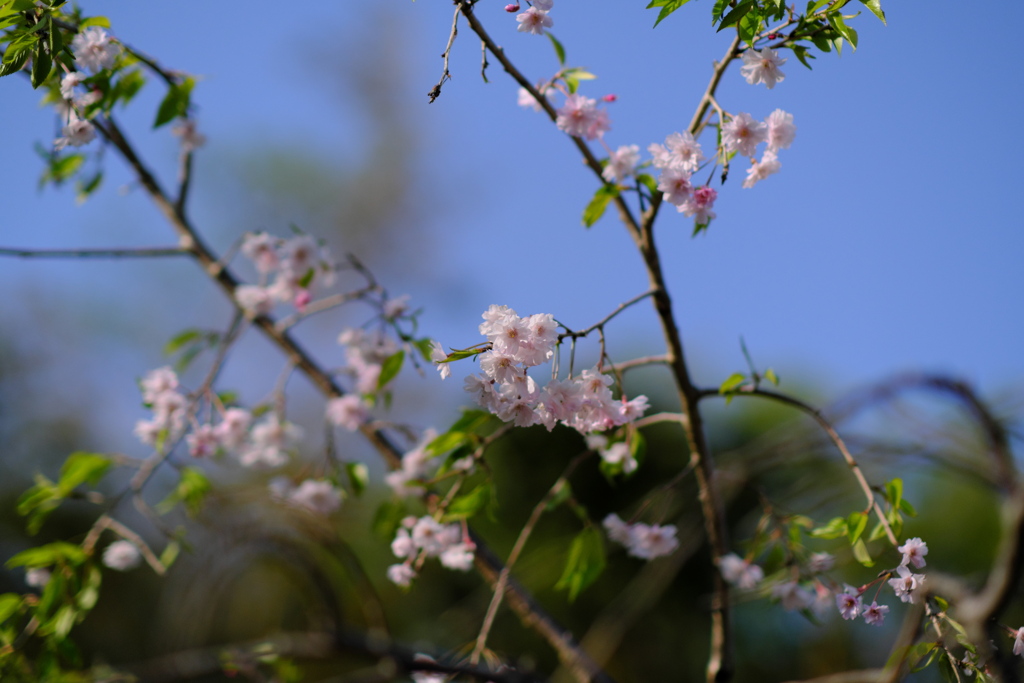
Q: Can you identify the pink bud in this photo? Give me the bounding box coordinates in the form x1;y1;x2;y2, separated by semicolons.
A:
294;289;312;311
505;3;520;11
602;94;618;103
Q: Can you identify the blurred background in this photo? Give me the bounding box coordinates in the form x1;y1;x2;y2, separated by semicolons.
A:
0;1;1022;681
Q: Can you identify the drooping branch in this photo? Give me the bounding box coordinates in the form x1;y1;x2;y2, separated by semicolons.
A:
0;245;189;258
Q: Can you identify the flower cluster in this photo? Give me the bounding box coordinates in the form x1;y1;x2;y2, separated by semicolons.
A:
835;586;889;626
721;109;796;189
718;553;765;590
269;478;343;515
587;434;638;475
133;366;188;447
739;47;787;89
648;131;718;226
450;306;649;434
388;516;476;587
516;0;554;35
235;232;336;315
603;514;678;560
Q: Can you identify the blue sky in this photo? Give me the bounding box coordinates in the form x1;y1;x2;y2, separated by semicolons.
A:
2;1;1022;449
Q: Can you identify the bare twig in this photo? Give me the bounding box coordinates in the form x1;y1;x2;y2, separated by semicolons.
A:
0;246;188;258
428;4;460;103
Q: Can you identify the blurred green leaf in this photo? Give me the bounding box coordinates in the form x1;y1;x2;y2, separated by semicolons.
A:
443;483;494;522
546;31;565;65
851;538;874;567
153;76;194;128
583;185;618;228
377;349;405;390
556;527;605;601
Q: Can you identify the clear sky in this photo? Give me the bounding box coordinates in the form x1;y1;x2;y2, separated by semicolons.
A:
2;1;1023;446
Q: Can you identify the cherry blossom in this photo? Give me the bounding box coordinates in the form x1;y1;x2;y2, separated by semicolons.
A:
742;150;781;189
649;132;704;173
898;537;928;569
429;340;451;380
288;479;343;515
387;563;416;587
516;7;552;35
326;395;370;431
835;587;862;620
888;565;925;603
862;602;889;626
718;553;764;590
1013;626;1024;657
681;186;717;226
240;232;281;274
239;416;301;468
765;109;796;152
60;72;85;100
186;424;219;458
808;552;835;573
25;568;51;588
740;47;786;89
103;540;142;571
599;442;637;474
54;114;96;150
556;94;610;140
602;145;640;183
772;581;814;611
71;27;121;72
604;514;677;559
657;165;693;208
722;112;767;158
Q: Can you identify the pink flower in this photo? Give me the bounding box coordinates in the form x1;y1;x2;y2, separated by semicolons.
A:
742;150;781;189
740;47;786;89
326;395;369;431
602;145;640;183
505;3;520;11
722;112;767;157
863;601;889;626
288;479;343;515
54;114;96;150
898;537;928;569
186;424;219;458
1013;626;1024;657
772;581;813;611
649;132;704;173
681;186;717;225
888;565;925;603
835;587;862;620
765;109;796;151
60;72;85;99
719;553;764;590
387;563;416;587
71;27;121;72
657;166;693;207
556;94;609;140
516;7;552;35
626;523;678;560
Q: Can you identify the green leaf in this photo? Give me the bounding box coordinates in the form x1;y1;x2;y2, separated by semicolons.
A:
629;431;647;467
427;430;469;457
826;12;857;50
637;173;659;196
545;480;573;512
75;566;101;611
158;541;180;569
858;0;885;24
764;368;780;385
0;45;31;76
372;500;406;539
851;538;874;567
711;0;730;24
442;347;485;363
30;29;51;88
0;594;23;624
110;68;146;107
899;498;917;517
377;350;405;391
846;511;868;544
737;7;763;46
556;527;605;601
75;170;103;203
6;542;86;569
58;452;111;495
156;467;211;516
49;605;77;639
645;0;691;28
868;521;887;542
791;44;816;70
443;483;494;522
546;31;565;65
345;462;369;495
718;372;746;395
809;516;847;539
717;0;753;32
583;185;618;228
153;76;194;128
885;478;903;509
78;16;111;29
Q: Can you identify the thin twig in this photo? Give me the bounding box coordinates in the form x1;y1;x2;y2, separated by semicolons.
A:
0;246;188;258
428;4;460;103
558;289;656;340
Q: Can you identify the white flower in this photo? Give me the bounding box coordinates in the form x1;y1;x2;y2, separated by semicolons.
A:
186;424;219;458
898;537;928;569
239;416;301;468
235;285;275;316
54;114;96;150
765;109;796;151
602;145;640;183
603;513;633;545
740;47;786;89
391;528;416;559
287;479;342;515
656;165;693;207
214;408;252;451
722;112;767;158
25;568;51;588
429;340;452;380
1013;626;1024;657
517;85;552;112
326;395;369;431
718;553;764;590
600;442;637;474
649;132;704;173
240;232;281;273
516;7;552;35
808;552;835;573
60;72;85;100
888;565;925;603
627;523;678;559
382;294;410;319
555;94;610;140
71;27;121;72
439;542;475;571
387;563;416;587
103;540;142;571
772;581;814;611
741;150;781;189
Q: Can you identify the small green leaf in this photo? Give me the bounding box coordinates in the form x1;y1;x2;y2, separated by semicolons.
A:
75;170;103;203
858;0;885;24
899;498;917;517
377;350;405;391
717;0;753;31
427;430;470;457
737;7;763;45
851;538;874;567
156;467;211;516
546;32;565;65
75;566;101;610
711;0;730;24
545;481;573;512
763;368;779;385
159;541;180;569
637;173;659;196
153;77;194;128
0;46;30;76
791;44;816;70
885;478;903;509
556;527;606;601
78;16;111;29
30;31;52;88
57;452;111;495
718;372;746;395
443;483;494;522
646;0;692;28
826;12;857;50
809;516;847;539
345;462;369;495
0;594;23;624
846;511;868;544
6;542;87;569
583;185;618;228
